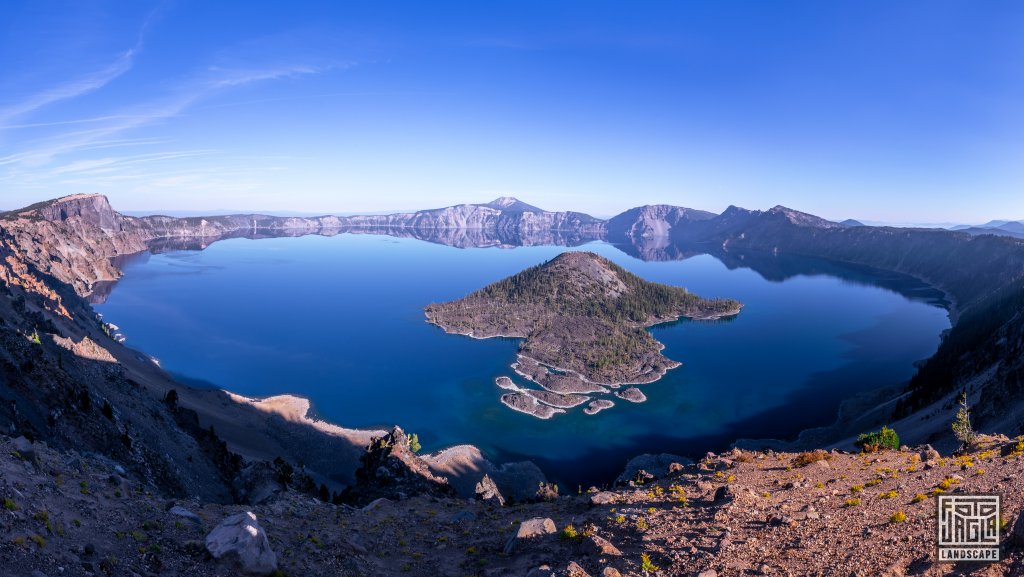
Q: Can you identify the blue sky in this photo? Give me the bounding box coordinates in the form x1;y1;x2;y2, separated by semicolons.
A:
1;1;1022;222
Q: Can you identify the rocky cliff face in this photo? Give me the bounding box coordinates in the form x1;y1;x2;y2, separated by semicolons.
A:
0;195;351;297
338;198;606;237
606;204;715;240
35;193;126;231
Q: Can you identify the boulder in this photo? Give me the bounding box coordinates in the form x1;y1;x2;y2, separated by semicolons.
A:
504;517;557;554
589;491;617;506
13;436;36;463
475;474;505;506
205;512;278;576
920;445;941;462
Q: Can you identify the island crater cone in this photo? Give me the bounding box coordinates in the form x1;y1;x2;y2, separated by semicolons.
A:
425;251;741;417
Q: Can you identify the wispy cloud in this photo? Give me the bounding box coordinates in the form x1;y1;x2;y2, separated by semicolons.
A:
0;47;138;128
0;63;323;168
49;150;218;175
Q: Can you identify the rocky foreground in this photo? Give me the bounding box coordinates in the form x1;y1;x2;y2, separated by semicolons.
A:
4;429;1024;576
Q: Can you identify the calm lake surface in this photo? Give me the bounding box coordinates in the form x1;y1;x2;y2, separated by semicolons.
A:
96;234;951;486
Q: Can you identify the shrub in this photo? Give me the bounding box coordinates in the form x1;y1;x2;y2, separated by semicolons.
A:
640;553;660;573
911;493;928;503
844;498;861;507
879;490;898;499
408;433;421;453
560;524;580;540
791;450;832;468
855;426;900;453
890;511;907;524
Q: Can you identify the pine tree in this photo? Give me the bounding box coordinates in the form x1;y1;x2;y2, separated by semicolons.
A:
952;391;976;449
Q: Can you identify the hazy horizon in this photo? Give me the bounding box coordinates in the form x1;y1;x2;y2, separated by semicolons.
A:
2;2;1022;223
3;192;1023;229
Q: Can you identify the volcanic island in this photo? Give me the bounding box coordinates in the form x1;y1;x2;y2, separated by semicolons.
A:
425;251;742;418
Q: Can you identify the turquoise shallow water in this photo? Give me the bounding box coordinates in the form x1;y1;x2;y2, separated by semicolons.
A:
95;234;951;486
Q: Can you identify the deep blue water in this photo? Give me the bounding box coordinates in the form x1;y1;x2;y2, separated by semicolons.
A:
95;234;950;486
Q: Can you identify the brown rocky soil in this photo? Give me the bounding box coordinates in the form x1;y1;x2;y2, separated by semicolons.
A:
4;433;1024;577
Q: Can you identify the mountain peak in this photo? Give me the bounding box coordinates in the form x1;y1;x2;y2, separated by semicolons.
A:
767;205;841;228
482;197;544;213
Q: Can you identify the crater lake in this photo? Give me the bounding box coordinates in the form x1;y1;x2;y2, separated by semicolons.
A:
95;233;951;486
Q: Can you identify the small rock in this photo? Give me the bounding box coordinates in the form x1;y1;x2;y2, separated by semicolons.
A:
83;543;96;556
564;561;591;577
169;505;202;526
475;474;505;507
758;564;771;575
31;571;48;577
602;569;622;577
921;445;941;462
668;462;686;474
698;570;718;577
584;534;622;557
504;517;557;554
526;566;555;577
205;512;278;576
589;491;617;506
113;464;126;476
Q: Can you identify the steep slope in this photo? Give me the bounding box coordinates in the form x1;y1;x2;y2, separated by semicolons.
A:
661;205;1024;444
